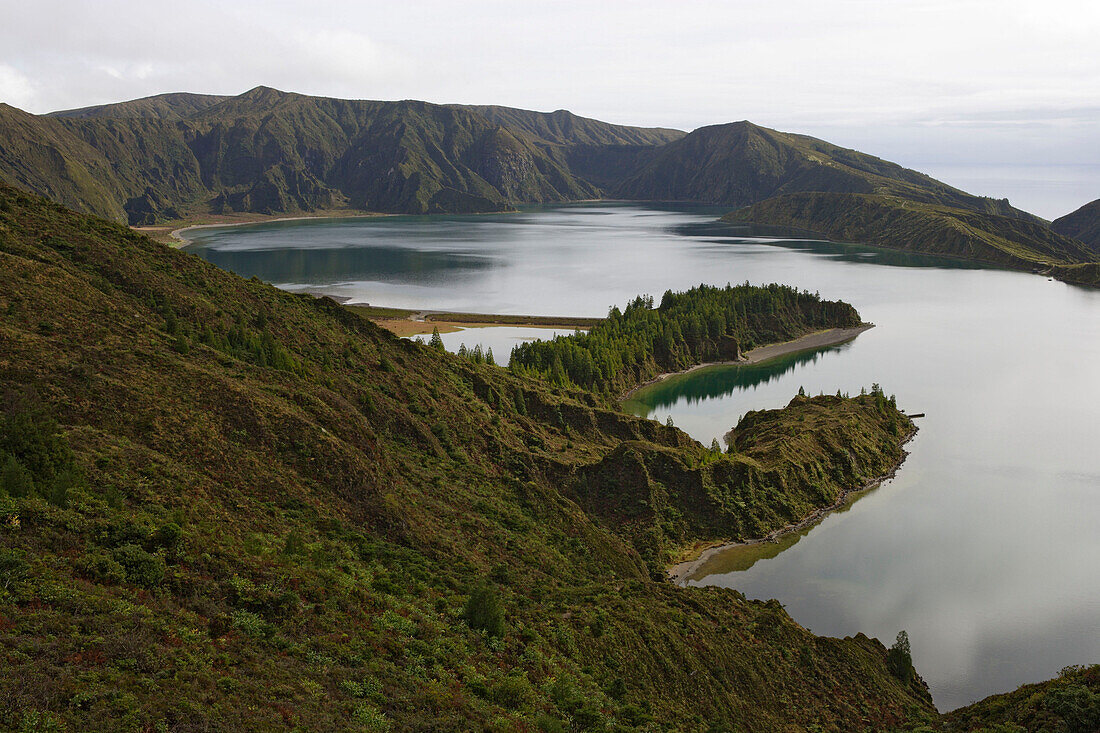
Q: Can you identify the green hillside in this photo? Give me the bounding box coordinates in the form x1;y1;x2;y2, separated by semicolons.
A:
0;103;130;222
724;192;1100;285
0;183;945;730
1052;198;1100;251
2;88;609;224
615;122;1042;223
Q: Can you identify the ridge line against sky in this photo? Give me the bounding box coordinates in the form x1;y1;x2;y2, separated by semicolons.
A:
2;0;1098;219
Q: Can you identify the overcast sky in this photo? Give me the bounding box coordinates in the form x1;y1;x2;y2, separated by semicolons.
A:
2;0;1098;218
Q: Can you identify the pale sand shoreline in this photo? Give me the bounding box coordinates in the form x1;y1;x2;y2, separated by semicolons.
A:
167;213;390;248
130;211;391;249
620;323;874;401
667;423;917;586
377;319;591;337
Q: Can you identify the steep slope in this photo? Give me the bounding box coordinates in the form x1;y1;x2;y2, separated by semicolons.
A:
1052;197;1100;251
0;103;129;221
724;192;1099;283
0;184;937;731
458;105;687;190
616;121;1042;222
49;92;229;120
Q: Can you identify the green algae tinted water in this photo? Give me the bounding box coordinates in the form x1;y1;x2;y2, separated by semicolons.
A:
184;203;1100;710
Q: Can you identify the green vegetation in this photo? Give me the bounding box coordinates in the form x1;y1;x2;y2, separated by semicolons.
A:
0;183;942;730
614;121;1041;222
1;395;83;508
944;665;1099;732
509;284;860;395
1052;197;1100;252
724;192;1100;285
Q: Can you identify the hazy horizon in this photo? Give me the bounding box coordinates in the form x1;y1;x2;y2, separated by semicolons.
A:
3;0;1098;218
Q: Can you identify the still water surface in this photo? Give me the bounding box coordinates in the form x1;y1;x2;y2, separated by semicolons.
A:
184;204;1100;710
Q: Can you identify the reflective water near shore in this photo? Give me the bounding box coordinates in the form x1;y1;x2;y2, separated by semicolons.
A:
184;203;1100;711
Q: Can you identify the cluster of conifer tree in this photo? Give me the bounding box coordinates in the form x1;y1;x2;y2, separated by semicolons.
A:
509;283;860;395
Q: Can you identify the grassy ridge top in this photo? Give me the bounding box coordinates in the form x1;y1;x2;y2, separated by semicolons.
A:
455;105;685;148
0;183;941;730
724;191;1100;284
49;92;231;121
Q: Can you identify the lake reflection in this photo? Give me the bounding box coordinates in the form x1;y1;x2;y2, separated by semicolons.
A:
183;203;1100;711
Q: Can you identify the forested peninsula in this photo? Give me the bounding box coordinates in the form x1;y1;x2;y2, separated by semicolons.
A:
509;284;862;396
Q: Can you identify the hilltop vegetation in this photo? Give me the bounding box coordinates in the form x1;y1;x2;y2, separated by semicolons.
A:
943;664;1099;732
613;122;1041;223
0;183;950;730
509;284;861;396
724;192;1100;285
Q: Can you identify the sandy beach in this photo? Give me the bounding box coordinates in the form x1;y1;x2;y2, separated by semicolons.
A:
130;210;389;248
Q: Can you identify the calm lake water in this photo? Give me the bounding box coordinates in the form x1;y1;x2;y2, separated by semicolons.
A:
183;203;1100;710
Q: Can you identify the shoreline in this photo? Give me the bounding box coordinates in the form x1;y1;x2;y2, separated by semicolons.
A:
377;319;592;337
620;323;874;401
169;212;389;247
343;304;599;337
667;423;918;585
131;210;391;248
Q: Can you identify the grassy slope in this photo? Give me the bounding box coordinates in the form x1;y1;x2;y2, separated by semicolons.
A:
0;184;937;731
724;192;1100;283
1051;198;1100;252
0;104;129;222
943;664;1099;732
614;122;1042;223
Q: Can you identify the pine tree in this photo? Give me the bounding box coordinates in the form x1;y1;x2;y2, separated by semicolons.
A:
886;631;914;682
428;327;445;351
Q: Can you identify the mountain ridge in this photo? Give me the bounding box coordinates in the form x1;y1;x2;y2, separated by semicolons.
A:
0;87;1050;229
